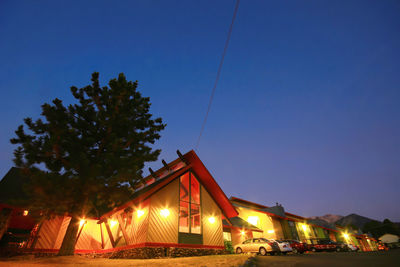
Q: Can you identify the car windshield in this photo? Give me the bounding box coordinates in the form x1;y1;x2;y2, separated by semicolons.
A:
259;238;270;243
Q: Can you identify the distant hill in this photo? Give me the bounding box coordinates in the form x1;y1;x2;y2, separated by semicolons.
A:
309;214;343;224
335;213;378;229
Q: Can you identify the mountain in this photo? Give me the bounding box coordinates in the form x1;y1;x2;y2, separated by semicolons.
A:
335;214;378;229
309;214;344;224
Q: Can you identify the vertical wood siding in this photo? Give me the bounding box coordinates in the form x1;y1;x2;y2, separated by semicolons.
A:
75;219;103;250
201;187;223;246
34;216;64;249
147;179;179;243
53;216;71;249
130;200;150;244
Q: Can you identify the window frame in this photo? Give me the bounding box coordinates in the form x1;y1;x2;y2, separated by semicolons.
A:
178;171;202;235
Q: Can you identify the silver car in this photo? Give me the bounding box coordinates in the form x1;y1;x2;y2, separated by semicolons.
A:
234;238;275;256
270;239;293;254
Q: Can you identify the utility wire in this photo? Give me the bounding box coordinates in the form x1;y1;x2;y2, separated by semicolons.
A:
195;0;240;150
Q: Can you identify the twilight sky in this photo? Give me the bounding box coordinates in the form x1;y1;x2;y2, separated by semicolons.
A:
0;0;399;221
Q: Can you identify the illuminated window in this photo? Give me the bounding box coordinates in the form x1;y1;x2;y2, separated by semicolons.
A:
179;171;201;234
223;231;232;241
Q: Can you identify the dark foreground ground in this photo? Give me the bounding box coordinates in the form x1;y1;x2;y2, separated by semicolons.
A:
252;250;400;267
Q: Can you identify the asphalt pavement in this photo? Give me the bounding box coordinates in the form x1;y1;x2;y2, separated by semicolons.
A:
250;249;400;267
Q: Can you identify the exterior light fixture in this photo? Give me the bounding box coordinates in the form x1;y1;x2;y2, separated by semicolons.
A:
160;209;170;218
267;230;275;234
343;233;349;239
110;220;118;228
79;219;86;227
301;224;308;232
137;210;145;218
241;231;245;236
208;217;216;224
247;216;259;226
23;210;29;216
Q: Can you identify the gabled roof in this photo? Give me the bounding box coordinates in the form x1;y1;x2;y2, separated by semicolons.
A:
101;150;238;219
0;167;29;205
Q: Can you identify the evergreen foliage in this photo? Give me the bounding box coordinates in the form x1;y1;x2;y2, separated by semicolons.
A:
10;72;166;254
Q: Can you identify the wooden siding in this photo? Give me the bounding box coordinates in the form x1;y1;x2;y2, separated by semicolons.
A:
53;216;71;249
129;200;150;244
75;219;103;250
147;179;179;243
34;216;64;249
201;187;223;246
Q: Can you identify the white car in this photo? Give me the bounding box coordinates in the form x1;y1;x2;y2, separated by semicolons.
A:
270;239;293;254
347;244;359;252
234;238;276;256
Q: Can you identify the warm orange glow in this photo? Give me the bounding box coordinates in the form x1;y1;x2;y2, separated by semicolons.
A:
267;229;275;234
343;233;349;239
160;209;170;218
301;224;308;232
110;220;118;228
241;231;245;235
23;210;29;216
247;216;259;226
208;216;216;224
79;219;86;227
137;209;145;218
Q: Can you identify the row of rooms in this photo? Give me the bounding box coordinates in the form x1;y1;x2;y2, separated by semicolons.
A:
0;150;378;256
222;197;377;252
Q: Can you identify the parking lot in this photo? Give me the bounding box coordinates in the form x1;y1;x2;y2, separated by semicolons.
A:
252;250;400;267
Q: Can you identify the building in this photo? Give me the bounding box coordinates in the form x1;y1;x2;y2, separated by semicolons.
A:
21;150;238;257
0;150;378;257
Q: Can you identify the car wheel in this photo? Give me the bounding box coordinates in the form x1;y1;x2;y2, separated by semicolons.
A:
259;247;267;256
311;248;316;252
236;248;242;254
292;248;298;254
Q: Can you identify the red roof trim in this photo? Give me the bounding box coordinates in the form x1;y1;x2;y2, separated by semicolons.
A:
100;164;192;219
101;150;238;219
184;151;238;218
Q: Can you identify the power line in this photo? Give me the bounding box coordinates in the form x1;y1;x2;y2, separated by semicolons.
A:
195;0;240;150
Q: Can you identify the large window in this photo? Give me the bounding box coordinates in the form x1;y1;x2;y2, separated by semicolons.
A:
179;172;201;234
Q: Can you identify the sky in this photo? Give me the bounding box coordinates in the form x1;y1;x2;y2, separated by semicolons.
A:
0;0;399;222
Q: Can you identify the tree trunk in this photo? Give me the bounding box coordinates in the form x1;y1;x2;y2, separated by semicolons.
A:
57;215;79;256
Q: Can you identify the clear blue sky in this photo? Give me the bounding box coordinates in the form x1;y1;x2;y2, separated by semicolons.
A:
1;0;399;221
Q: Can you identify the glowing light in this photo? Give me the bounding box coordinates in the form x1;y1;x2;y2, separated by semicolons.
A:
247;216;259;226
137;210;145;218
110;220;118;228
208;217;216;224
160;209;170;218
343;233;349;239
79;219;86;227
301;224;308;232
241;231;245;236
267;230;275;234
23;210;29;216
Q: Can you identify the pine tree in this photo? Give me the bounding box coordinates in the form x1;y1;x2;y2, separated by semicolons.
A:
10;72;166;255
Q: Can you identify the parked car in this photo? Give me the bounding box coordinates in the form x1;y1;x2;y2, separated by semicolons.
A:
282;239;309;254
307;238;338;252
270;239;293;254
377;242;389;251
234;238;277;256
347;243;359;252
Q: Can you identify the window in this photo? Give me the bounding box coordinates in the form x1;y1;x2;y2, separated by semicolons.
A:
179;172;201;234
223;231;232;241
243;239;252;244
